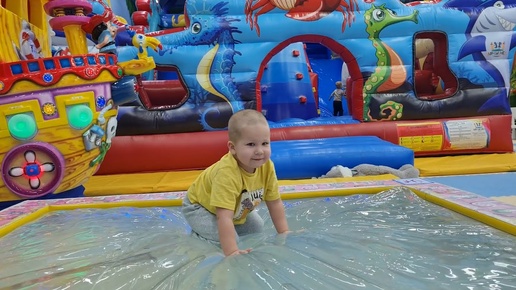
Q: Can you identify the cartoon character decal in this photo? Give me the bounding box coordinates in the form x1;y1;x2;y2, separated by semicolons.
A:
362;4;419;121
445;0;516;113
234;188;263;221
19;20;42;60
245;0;359;36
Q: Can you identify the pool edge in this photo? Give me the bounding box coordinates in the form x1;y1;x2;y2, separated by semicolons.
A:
1;179;516;238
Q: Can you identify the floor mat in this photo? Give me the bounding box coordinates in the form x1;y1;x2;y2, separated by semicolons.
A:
84;172;398;196
424;172;516;197
84;153;516;196
415;153;516;176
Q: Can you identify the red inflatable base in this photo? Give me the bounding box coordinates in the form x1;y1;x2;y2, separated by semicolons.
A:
96;115;513;175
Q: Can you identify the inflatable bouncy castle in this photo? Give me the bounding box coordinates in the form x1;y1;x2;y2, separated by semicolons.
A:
1;0;516;201
95;0;516;181
0;0;123;202
0;0;162;203
3;3;516;288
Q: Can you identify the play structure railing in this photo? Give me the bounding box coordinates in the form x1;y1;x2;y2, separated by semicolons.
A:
0;54;120;95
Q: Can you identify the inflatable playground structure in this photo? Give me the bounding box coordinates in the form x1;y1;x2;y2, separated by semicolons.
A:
0;0;515;201
2;1;516;288
0;0;516;201
102;0;516;181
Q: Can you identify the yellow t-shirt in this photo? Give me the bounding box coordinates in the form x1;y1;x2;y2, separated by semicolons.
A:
187;152;280;225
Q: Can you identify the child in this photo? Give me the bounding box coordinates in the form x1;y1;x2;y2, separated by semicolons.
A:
182;109;289;256
82;15;117;55
329;81;345;116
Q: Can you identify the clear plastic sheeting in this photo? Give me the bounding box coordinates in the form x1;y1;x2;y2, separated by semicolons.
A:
0;187;515;289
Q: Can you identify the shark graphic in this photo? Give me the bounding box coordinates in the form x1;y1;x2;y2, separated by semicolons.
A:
445;0;516;112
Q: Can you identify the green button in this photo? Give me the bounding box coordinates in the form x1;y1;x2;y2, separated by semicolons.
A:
8;113;37;140
68;104;93;129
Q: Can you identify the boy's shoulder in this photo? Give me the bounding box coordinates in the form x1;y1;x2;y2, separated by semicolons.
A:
206;153;240;174
207;155;245;189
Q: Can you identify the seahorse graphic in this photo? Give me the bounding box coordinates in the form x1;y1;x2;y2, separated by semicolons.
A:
362;4;418;121
153;1;244;130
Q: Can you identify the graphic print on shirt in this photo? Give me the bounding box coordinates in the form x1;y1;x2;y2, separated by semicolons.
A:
234;188;264;221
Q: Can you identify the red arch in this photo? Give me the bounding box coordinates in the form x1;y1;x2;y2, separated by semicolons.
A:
254;35;360;112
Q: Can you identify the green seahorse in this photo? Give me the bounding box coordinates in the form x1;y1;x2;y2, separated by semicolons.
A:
363;4;419;121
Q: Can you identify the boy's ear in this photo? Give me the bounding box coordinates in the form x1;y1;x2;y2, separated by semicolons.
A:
227;141;235;153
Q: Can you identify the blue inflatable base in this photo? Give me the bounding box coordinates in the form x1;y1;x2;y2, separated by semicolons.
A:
271;136;414;180
0;186;85;211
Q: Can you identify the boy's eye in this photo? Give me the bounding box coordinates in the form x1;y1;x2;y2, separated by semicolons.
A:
246;143;255;146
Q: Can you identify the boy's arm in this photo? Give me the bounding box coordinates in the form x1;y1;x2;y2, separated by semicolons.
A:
266;198;289;234
216;207;251;256
96;35;110;49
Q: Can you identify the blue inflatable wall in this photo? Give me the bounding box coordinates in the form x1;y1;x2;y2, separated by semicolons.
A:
271;136;414;180
261;43;318;121
116;0;516;133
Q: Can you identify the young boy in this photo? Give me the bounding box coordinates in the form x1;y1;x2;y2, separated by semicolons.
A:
182;109;289;256
83;15;118;55
329;81;345;116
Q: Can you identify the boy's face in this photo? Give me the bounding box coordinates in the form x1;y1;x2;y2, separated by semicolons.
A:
107;22;117;36
228;123;271;173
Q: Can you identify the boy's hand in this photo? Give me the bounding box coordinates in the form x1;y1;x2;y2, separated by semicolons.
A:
228;248;252;256
275;229;305;245
216;207;247;256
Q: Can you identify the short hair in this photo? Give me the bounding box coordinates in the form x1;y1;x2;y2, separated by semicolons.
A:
228;109;268;142
335;81;342;87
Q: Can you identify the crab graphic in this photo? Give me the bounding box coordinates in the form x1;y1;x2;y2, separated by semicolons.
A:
245;0;358;36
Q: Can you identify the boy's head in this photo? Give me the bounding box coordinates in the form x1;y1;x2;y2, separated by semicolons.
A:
91;22;108;42
335;81;342;88
228;109;269;142
107;21;117;36
227;110;271;173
